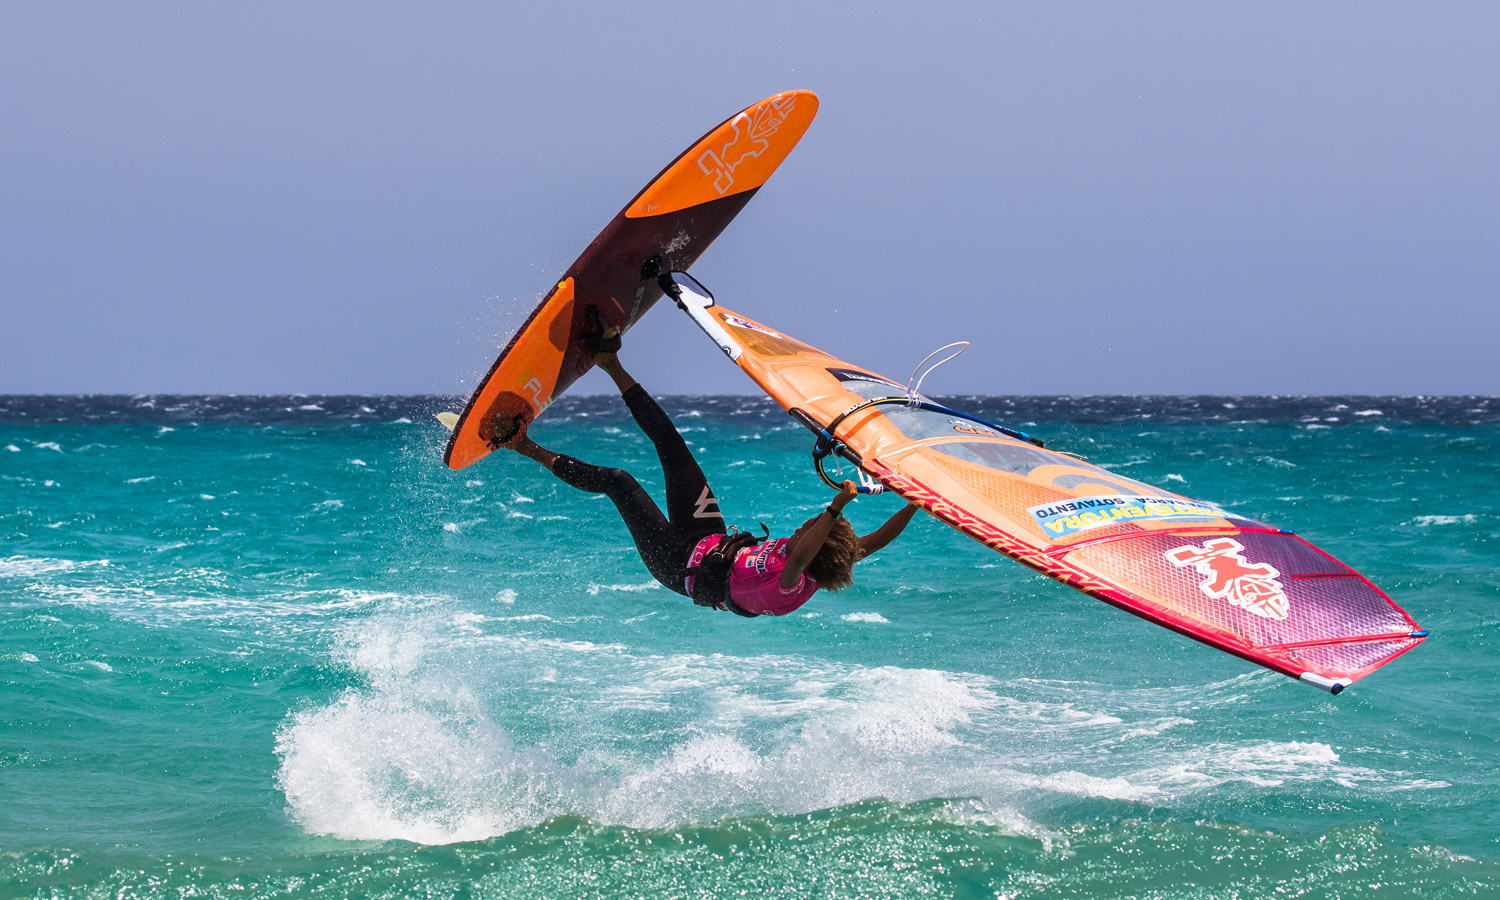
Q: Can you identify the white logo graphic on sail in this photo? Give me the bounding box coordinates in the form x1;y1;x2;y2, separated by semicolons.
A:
1165;537;1290;620
696;95;798;195
722;313;781;337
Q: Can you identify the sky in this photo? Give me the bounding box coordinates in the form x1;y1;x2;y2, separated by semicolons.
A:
2;2;1497;396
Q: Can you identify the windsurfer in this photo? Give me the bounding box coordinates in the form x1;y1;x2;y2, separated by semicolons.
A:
499;324;919;616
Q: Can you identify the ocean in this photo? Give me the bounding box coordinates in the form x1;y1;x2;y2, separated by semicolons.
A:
2;394;1496;898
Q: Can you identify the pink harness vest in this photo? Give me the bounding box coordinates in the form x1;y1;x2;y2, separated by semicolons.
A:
685;535;819;616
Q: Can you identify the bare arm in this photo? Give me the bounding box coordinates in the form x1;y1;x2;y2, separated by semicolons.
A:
857;502;920;559
780;481;859;589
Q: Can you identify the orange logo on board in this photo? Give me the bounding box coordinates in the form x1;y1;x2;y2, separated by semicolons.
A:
1165;538;1290;620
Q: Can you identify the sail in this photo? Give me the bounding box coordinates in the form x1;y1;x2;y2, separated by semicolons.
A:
685;297;1425;692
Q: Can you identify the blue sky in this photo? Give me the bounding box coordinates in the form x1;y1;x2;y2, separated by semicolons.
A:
2;3;1496;395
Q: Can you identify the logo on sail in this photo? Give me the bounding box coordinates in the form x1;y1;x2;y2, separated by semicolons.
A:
1027;495;1226;537
722;314;780;337
1165;538;1290;620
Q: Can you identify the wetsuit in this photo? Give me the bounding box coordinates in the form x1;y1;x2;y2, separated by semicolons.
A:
550;385;727;595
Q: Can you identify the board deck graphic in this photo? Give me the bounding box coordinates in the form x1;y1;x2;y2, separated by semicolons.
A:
442;91;818;470
674;295;1425;692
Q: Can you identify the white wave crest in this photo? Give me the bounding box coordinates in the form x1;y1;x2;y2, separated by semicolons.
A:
276;692;560;844
272;613;1445;847
1409;514;1477;526
0;556;110;577
274;609;1013;841
587;581;661;595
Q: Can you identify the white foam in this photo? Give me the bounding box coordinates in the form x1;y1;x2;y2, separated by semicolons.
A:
841;612;890;624
586;581;661;595
452;612;487;633
348;459;368;467
272;612;1441;847
19;652;40;663
276;692;558;844
443;523;460;532
31;580;428;625
1257;456;1297;469
5;445;19;452
126;476;156;484
1410;515;1476;526
1354;409;1384;416
0;556;110;577
1019;770;1151;801
494;589;517;604
37;442;63;452
83;660;114;672
1129;741;1342;792
276;610;1018;842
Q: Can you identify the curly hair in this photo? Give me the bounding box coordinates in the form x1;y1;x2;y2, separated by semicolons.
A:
805;517;863;592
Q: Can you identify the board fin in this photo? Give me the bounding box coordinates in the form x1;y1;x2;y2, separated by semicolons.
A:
435;412;460;432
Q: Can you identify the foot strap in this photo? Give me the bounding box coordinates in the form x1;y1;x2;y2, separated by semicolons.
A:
582;306;622;354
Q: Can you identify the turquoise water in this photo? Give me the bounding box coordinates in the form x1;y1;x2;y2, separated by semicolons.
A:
3;394;1496;898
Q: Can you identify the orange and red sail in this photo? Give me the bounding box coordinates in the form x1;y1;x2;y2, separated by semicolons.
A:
692;303;1426;692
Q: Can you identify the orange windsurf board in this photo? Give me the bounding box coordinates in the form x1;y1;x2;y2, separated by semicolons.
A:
442;90;819;470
